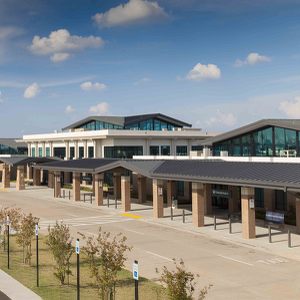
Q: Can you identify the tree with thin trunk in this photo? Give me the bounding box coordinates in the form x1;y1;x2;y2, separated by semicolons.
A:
46;222;74;285
80;227;132;300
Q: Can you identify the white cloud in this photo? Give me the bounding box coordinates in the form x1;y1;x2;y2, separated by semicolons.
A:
92;0;168;27
207;110;237;127
186;63;221;81
80;81;107;91
279;97;300;118
89;102;109;115
24;82;40;99
235;52;271;67
50;52;70;63
29;29;104;62
65;105;75;114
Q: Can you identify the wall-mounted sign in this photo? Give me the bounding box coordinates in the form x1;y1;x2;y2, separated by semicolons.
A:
212;189;230;198
249;198;255;209
81;175;93;182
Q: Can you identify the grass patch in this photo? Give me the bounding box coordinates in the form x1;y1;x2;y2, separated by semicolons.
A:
0;235;163;300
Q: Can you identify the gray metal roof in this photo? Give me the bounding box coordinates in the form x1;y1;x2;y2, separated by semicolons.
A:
201;119;300;146
0;156;59;166
152;160;300;191
37;157;300;191
0;138;26;148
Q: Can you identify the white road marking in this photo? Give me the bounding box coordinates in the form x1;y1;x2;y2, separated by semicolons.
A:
145;251;173;262
256;257;289;265
125;229;145;235
218;255;253;266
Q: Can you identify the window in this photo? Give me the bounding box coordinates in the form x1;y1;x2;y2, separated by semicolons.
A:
255;188;264;208
176;145;188;156
191;145;203;151
38;147;43;157
275;190;286;211
176;181;184;197
161;145;170;156
79;146;84;159
53;147;66;159
274;127;297;156
88;146;94;158
150;146;159;156
104;146;143;158
70;147;75;159
45;147;50;157
32;147;36;157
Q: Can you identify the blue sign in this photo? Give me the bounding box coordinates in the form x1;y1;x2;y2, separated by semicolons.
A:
76;240;80;254
133;262;139;280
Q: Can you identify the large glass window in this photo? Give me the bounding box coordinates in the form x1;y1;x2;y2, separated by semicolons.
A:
80;120;123;131
176;181;184;197
253;127;273;156
79;147;84;159
88;146;94;158
150;146;159;155
104;146;143;158
45;147;50;157
191;145;203;151
274;127;297;156
232;138;241;156
38;147;43;157
53;147;66;159
32;147;36;157
70;147;75;159
255;188;264;208
176;145;188;156
275;190;286;211
161;145;170;156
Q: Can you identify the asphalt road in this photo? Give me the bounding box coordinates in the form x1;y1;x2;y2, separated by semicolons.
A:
1;186;300;299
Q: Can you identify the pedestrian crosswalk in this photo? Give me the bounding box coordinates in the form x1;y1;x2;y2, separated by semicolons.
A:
39;215;132;229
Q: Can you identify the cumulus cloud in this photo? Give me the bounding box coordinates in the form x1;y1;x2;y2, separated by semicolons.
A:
92;0;168;27
207;111;237;127
29;29;104;62
279;97;300;118
89;102;109;115
80;81;107;91
186;63;221;81
235;52;271;67
24;82;40;99
65;105;75;114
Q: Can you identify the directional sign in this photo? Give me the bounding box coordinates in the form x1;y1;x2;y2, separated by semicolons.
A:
76;240;80;254
35;224;39;236
133;261;139;280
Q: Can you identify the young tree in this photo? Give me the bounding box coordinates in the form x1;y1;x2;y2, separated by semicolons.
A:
16;213;39;265
46;222;74;285
156;259;212;300
80;227;132;300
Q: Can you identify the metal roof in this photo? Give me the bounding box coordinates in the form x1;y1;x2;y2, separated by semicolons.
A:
37;158;300;191
0;138;27;148
201;119;300;146
0;156;59;166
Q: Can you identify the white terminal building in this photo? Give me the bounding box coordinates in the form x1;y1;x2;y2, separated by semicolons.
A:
22;113;217;160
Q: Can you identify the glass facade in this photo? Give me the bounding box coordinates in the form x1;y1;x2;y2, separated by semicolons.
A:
79;120;123;130
38;147;43;157
255;188;264;208
53;147;66;159
125;118;177;131
161;145;170;156
150;146;159;155
191;145;203;151
0;144;26;155
176;145;188;156
88;146;94;158
32;147;36;157
104;146;143;158
275;190;286;211
45;147;50;157
213;126;300;157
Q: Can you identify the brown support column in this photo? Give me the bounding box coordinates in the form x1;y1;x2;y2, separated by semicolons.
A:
137;175;147;204
153;179;164;218
264;189;275;211
16;166;25;191
33;168;41;186
241;187;256;239
296;198;300;234
48;171;54;188
166;180;175;207
228;186;240;214
95;174;104;206
2;164;10;189
27;165;33;180
192;182;205;227
121;176;131;212
113;173;121;200
73;172;81;201
54;171;61;198
204;184;212;215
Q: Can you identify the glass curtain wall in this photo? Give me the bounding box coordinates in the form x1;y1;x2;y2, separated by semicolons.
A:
104;146;143;158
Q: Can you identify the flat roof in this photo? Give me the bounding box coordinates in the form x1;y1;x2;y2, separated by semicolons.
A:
37;158;300;191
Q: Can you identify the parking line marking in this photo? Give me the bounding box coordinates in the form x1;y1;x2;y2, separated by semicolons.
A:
125;229;145;235
218;255;253;266
145;250;173;262
121;213;142;219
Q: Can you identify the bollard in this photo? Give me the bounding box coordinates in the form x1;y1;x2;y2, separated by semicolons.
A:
214;215;216;230
63;190;65;198
268;225;272;243
288;230;291;248
90;194;93;204
229;216;232;234
107;195;110;207
69;190;71;200
115;197;117;209
83;194;86;202
171;206;173;221
182;209;185;223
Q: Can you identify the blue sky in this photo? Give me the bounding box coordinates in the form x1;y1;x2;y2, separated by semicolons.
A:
1;0;300;137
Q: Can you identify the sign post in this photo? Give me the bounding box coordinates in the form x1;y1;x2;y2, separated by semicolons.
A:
6;215;10;269
133;260;139;300
76;239;80;300
36;223;39;287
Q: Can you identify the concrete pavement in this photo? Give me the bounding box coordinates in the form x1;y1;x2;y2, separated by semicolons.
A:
1;186;300;299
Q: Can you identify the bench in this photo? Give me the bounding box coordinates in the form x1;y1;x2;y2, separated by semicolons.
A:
83;192;93;204
265;211;284;229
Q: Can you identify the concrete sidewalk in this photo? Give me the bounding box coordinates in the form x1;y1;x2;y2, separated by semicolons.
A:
0;269;41;300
